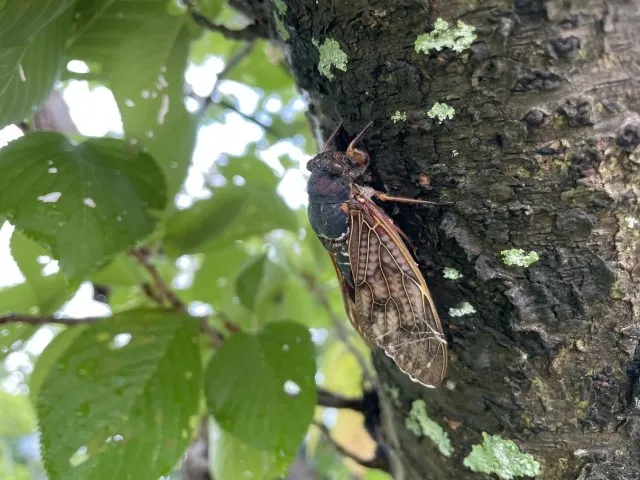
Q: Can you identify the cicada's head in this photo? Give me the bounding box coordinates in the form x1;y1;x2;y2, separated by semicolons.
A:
305;150;367;181
306;121;373;179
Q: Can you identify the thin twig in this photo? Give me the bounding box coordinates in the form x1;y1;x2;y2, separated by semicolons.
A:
218;98;282;138
312;421;391;473
200;41;255;114
299;271;376;386
216;42;255;86
129;248;228;346
182;0;266;41
0;314;102;326
317;387;364;411
199;318;224;348
130;248;185;310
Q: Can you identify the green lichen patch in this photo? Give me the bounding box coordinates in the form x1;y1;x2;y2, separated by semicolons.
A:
273;0;287;15
391;111;407;123
405;400;453;457
463;433;540;480
443;267;463;280
274;14;289;41
449;302;475;317
415;18;476;54
428;102;455;124
501;249;540;267
386;385;400;406
312;38;348;80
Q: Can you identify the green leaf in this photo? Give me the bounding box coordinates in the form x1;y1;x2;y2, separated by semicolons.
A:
30;327;85;405
208;418;291;480
463;433;540;480
0;0;76;46
67;0;170;67
188;243;250;307
274;278;330;328
364;471;393;480
0;323;37;362
197;0;225;20
0;283;39;362
0;391;36;437
219;150;280;189
164;185;297;255
37;310;202;480
190;31;237;64
0;133;168;280
205;321;316;457
235;253;267;311
147;109;199;203
227;40;295;101
10;230;68;314
0;7;72;128
110;15;197;203
91;253;144;287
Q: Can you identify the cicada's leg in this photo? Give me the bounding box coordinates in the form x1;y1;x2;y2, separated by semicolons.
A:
373;191;448;205
346;121;374;166
322;121;344;151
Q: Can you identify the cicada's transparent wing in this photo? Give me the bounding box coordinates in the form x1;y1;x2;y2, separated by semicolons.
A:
347;197;447;387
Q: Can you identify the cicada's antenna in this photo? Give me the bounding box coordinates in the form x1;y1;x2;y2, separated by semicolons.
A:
322;121;344;152
346;121;374;166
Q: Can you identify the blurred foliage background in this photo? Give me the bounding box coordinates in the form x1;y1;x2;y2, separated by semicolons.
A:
0;0;389;478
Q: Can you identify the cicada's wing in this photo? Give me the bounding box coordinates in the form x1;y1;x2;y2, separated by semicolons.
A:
347;197;447;387
328;254;374;347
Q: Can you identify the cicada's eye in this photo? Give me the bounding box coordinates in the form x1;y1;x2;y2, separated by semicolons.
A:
327;161;344;175
306;157;319;172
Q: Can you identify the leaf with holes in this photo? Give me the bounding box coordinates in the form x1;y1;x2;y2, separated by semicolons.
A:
37;309;202;480
111;17;187;141
0;6;72;128
110;16;198;203
0;133;167;280
205;321;316;457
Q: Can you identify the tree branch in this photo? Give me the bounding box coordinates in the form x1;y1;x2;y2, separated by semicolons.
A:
311;421;391;473
316;387;365;411
200;41;255;114
0;314;102;326
182;0;267;41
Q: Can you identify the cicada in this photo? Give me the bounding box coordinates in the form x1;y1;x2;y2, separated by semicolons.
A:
306;121;447;388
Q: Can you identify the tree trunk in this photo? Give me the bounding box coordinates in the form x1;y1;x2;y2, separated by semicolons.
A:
233;0;640;478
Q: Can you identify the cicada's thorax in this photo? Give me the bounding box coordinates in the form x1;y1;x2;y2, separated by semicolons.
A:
307;169;355;287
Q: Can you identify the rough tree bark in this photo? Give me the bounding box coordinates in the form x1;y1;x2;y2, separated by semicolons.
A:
232;0;640;478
